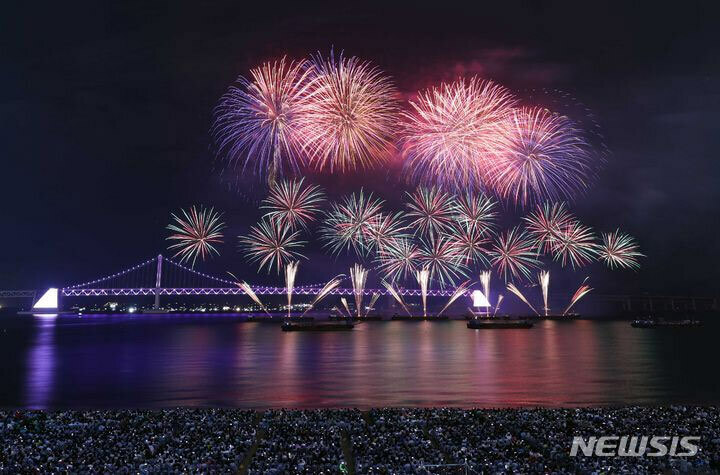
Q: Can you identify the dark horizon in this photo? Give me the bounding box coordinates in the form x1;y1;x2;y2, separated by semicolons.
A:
2;1;719;296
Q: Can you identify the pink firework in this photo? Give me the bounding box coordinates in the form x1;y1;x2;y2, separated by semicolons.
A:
261;177;325;230
405;187;456;238
212;57;314;183
401;77;517;190
487;107;594;206
298;51;398;172
490;227;541;281
551;220;598;268
522;202;574;253
418;235;468;287
239;219;306;274
375;237;420;283
166;206;225;268
598;229;644;270
319;190;384;256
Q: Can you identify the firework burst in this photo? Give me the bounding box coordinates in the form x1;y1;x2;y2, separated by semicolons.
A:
418;235;468;287
166;206;225;268
365;212;409;254
487;107;594;206
319;190;384;257
489;227;541;281
598;229;644;270
239;219;306;274
350;264;368;318
212;57;313;183
401;77;517;190
564;279;592;315
261;178;325;230
405;187;456;238
551;220;598;268
375;238;420;282
298;51;398;172
452;192;498;234
451;222;492;267
522;202;574;253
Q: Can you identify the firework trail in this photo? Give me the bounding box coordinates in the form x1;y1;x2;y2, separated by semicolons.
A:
301;275;345;317
564;279;592;315
375;238;420;283
480;270;491;316
212;57;314;184
452;222;491;267
507;283;540;316
523;202;574;253
598;229;644;270
382;281;412;316
227;273;271;317
405;187;456;238
239;219;306;274
340;297;353;319
487;107;594;206
401;77;517;190
551;220;598;268
298;51;398;172
166;206;225;268
261;178;325;230
418;235;468;288
284;261;299;319
539;270;550;316
367;293;381;316
452;192;498;234
416;267;430;317
319;190;384;257
493;294;504;316
350;264;368;319
489;227;541;281
437;280;472;317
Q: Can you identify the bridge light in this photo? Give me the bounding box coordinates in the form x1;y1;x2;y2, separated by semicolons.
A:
472;290;490;308
33;288;59;310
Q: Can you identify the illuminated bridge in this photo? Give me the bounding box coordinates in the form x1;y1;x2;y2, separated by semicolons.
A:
56;255;466;309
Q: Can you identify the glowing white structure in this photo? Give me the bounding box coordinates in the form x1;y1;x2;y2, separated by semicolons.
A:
472;289;490;308
32;288;59;311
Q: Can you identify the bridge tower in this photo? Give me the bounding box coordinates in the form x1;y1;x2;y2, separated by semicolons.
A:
154;254;163;309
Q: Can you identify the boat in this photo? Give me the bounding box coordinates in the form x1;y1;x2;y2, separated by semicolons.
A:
631;319;701;328
281;321;354;332
467;318;534;329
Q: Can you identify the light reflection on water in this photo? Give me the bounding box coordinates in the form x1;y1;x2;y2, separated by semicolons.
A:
0;314;717;409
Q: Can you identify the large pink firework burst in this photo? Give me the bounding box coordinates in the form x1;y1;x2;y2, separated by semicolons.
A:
405;187;456;238
401;77;517;190
489;226;541;281
166;206;225;268
239;219;307;274
297;52;399;172
598;229;644;270
261;177;325;230
486;107;594;206
212;57;314;184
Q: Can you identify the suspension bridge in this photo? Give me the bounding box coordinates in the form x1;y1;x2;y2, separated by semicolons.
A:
23;255;477;311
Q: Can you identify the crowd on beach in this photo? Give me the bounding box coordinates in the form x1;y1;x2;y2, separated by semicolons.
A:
1;406;719;473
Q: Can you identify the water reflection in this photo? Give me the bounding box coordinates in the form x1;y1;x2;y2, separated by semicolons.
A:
6;315;718;408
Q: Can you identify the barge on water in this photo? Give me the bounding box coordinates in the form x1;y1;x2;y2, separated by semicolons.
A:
467;318;534;329
281;321;355;332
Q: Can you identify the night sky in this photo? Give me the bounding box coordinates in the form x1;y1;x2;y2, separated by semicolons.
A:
2;1;718;296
